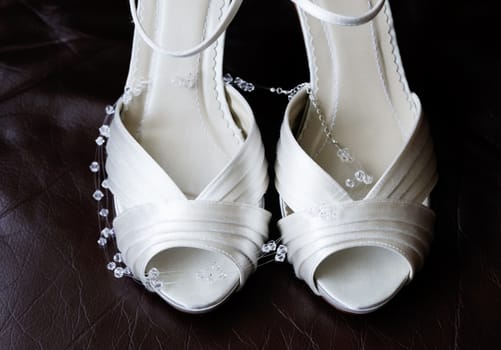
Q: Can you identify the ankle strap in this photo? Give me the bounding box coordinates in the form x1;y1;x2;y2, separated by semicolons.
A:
291;0;385;26
128;0;243;57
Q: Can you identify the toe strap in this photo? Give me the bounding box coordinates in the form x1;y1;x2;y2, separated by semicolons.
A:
113;200;271;288
279;199;435;294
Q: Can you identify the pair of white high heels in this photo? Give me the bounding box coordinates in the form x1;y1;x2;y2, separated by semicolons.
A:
91;0;437;314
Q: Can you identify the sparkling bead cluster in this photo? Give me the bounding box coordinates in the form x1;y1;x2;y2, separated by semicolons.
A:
305;204;337;220
144;268;163;291
196;263;228;284
261;240;288;262
226;76;375;192
223;73;255;92
122;79;149;105
171;73;197;89
91;103;131;280
304;86;374;191
345;170;374;189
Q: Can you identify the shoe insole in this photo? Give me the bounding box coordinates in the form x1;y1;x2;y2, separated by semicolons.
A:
122;0;243;311
146;248;239;313
127;0;244;199
296;0;415;309
315;247;408;312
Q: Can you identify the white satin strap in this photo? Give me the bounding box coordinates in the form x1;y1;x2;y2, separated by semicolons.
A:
129;0;243;57
279;199;435;294
291;0;386;26
275;89;438;293
115;200;270;287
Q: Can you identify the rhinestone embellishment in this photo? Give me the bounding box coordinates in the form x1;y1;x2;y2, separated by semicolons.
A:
92;91;152;284
89;162;100;173
345;178;356;189
144;268;163;291
171;73;197;89
105;105;115;115
95;136;105;146
99;125;111;138
337;148;353;163
354;170;374;185
97;237;107;247
101;227;111;238
223;73;255;92
261;240;277;254
114;267;125;279
101;179;110;190
260;240;288;263
275;245;288;262
196;263;228;283
306;205;337;220
122;80;149;105
93;190;104;201
113;253;122;263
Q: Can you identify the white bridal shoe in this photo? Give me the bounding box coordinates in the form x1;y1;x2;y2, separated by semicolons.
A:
91;0;271;313
275;0;437;313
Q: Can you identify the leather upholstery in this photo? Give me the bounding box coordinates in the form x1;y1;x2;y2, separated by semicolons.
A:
1;0;500;348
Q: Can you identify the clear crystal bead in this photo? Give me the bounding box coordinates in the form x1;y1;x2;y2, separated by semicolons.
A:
150;280;164;290
277;245;288;255
105;105;115;115
132;86;143;96
354;170;367;183
95;136;105;146
89;161;100;173
223;73;233;84
93;190;104;201
345;178;356;189
148;268;160;280
363;174;374;185
99;209;109;217
99;125;111;138
261;240;277;254
275;254;286;262
319;206;336;219
354;170;374;185
123;267;132;276
113;253;122;263
122;87;133;105
114;267;125;279
107;262;116;271
337;148;353;163
101;227;111;238
101;179;110;189
234;77;255;92
97;237;107;247
275;245;288;262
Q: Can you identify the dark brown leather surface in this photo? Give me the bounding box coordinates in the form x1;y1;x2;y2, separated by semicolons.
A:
1;0;500;349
